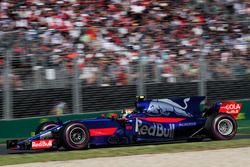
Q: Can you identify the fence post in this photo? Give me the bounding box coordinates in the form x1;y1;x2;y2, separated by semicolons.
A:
137;35;146;96
199;46;207;97
3;49;13;119
155;63;161;83
127;65;132;85
72;54;82;113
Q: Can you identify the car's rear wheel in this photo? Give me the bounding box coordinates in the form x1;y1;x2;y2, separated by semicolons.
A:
205;113;237;140
62;122;90;150
35;121;58;135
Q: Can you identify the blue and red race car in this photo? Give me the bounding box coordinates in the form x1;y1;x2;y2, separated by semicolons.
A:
7;96;242;151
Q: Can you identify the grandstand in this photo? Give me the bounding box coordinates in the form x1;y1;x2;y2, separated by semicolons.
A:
0;0;249;118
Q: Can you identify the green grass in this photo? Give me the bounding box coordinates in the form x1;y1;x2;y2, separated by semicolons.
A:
1;139;250;166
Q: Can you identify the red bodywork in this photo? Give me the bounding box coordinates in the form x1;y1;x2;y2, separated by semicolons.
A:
219;101;242;119
89;128;117;137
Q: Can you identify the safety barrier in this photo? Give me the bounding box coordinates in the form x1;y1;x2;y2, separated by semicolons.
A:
0;110;120;139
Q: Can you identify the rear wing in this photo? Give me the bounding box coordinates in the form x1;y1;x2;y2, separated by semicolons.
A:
218;101;242;119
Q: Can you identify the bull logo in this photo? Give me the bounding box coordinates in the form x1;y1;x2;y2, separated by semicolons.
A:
146;98;193;117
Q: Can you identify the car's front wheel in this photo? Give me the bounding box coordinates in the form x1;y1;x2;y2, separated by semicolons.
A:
62;122;90;150
35;121;59;135
205;113;237;140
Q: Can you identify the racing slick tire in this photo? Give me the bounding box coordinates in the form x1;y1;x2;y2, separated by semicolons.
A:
35;121;58;135
62;122;90;150
205;113;237;140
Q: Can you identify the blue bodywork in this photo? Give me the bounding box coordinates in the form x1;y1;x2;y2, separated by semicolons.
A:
9;96;211;150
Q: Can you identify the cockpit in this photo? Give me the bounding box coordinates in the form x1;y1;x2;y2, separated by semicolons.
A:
121;96;148;118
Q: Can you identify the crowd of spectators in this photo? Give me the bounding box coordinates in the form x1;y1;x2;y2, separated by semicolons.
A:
0;0;249;88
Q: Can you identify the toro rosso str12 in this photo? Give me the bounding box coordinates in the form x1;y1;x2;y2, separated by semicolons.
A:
7;96;242;151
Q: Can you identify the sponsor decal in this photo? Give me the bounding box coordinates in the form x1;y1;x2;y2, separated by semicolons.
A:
178;122;197;127
219;101;242;119
31;139;54;149
146;98;193;117
136;119;175;138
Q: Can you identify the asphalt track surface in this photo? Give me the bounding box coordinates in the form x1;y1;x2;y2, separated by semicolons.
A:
1;134;250;155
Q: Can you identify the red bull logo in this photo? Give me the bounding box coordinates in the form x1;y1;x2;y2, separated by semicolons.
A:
31;139;54;149
136;119;175;138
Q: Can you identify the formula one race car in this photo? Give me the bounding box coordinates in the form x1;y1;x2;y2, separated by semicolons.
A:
7;96;242;151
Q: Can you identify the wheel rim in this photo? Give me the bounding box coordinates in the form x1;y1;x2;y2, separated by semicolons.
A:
69;127;86;145
217;119;233;136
